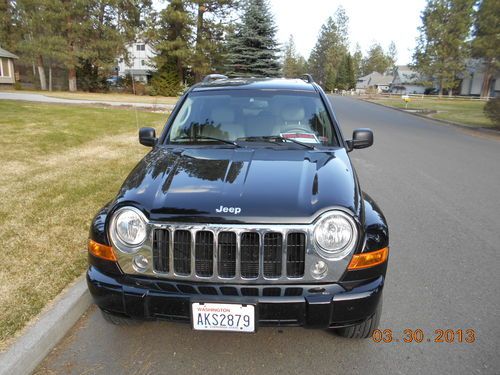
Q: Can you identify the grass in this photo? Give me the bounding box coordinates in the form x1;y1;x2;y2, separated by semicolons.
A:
0;88;178;105
365;96;495;128
0;101;167;350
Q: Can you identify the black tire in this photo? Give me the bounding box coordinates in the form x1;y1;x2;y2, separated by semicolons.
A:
100;310;141;326
333;297;382;339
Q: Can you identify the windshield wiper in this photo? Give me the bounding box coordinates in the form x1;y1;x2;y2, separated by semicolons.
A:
237;136;316;150
172;135;241;148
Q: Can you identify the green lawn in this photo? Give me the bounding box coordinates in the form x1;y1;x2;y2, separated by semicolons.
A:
0;101;167;349
365;97;495;128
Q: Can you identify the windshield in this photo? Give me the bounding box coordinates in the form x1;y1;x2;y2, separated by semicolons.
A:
166;90;338;147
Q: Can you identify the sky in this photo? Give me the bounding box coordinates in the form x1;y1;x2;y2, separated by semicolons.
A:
270;0;427;65
153;0;428;66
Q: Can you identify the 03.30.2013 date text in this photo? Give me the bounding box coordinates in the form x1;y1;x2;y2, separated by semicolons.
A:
372;329;476;344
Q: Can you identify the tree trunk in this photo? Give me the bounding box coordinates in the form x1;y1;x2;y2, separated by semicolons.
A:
194;2;205;82
49;65;52;92
68;67;77;92
438;79;443;97
37;55;47;91
480;60;493;98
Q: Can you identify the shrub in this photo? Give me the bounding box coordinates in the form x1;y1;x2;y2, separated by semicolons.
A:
484;97;500;126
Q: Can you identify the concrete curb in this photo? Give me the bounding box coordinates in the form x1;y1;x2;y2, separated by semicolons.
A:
0;275;92;375
358;98;500;138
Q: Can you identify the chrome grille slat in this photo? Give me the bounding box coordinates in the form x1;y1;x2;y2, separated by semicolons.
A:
151;225;308;282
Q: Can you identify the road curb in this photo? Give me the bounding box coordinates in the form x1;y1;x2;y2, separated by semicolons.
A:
0;275;91;375
358;97;500;138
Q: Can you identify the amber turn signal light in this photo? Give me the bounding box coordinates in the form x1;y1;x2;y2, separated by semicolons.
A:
88;239;117;261
348;247;389;270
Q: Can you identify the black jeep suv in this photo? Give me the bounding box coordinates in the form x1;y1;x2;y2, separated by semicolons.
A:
87;75;389;339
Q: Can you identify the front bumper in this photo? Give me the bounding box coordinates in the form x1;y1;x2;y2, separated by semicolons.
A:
87;266;384;329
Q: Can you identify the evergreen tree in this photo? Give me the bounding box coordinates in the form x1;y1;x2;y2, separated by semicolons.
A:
362;43;392;75
308;7;349;90
352;43;363;78
282;34;307;78
0;0;18;51
191;0;238;82
225;0;280;77
387;41;397;72
472;0;500;98
412;0;475;96
335;53;355;90
151;0;193;89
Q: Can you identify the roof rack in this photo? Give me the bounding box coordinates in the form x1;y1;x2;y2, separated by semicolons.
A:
202;74;228;83
300;74;314;83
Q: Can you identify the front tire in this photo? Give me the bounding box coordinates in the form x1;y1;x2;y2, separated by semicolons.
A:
333;297;382;339
100;310;141;326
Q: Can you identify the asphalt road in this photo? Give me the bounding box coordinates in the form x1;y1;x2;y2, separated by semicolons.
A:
35;96;500;375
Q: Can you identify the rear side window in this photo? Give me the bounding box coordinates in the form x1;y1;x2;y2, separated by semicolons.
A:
167;90;338;146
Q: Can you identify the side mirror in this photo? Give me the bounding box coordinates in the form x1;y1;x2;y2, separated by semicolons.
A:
346;128;373;151
139;127;157;147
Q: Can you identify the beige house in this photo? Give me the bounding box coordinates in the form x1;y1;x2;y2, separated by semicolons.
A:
0;47;18;86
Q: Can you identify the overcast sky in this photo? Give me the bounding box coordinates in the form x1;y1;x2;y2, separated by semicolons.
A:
153;0;427;65
270;0;427;65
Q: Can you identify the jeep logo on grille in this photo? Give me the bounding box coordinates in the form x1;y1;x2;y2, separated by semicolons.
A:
216;205;241;214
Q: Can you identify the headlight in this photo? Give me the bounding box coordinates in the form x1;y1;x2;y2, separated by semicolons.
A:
314;211;358;259
110;207;147;252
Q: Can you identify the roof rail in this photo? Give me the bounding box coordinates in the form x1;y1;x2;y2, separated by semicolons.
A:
202;74;228;83
300;74;314;83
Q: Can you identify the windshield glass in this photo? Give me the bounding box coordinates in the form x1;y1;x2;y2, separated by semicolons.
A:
166;90;337;146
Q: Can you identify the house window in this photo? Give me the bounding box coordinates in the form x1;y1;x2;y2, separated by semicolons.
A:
0;58;9;77
141;60;146;66
136;44;145;51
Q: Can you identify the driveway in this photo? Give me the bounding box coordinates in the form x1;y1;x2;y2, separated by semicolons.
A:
35;96;500;375
0;91;174;110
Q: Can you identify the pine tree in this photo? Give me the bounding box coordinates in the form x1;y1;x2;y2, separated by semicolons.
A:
362;43;392;75
308;7;349;90
472;0;500;98
352;43;363;78
191;0;237;82
0;0;18;51
282;35;306;78
412;0;475;96
225;0;280;77
151;0;193;88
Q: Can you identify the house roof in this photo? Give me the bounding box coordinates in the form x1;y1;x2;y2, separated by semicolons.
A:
0;47;19;59
356;72;393;89
393;66;421;84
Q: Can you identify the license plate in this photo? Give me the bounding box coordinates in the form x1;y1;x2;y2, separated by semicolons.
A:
192;303;255;332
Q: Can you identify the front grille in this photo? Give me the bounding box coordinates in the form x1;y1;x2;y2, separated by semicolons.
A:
152;228;306;280
173;230;191;275
287;233;306;277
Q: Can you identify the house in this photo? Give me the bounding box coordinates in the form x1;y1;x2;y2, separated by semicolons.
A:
460;59;499;97
355;72;394;93
0;46;18;86
390;66;426;94
117;39;156;83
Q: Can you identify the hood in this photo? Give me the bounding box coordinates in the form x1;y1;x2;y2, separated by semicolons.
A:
113;146;362;224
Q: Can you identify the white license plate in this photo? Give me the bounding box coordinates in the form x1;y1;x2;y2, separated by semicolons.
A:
192;303;255;332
